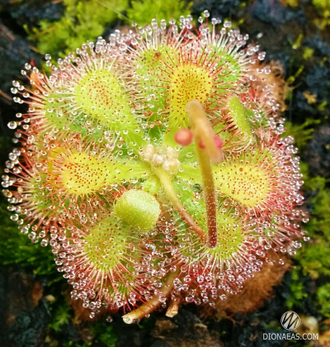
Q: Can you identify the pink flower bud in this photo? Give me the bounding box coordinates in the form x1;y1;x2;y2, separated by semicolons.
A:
174;128;193;146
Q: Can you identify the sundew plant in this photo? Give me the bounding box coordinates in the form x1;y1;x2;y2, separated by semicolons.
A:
2;12;309;324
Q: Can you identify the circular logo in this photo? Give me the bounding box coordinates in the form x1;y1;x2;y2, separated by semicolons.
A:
280;311;301;331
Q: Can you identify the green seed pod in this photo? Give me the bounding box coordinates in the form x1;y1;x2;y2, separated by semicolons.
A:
114;189;161;232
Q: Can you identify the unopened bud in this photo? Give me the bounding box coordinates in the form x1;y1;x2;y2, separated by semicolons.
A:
199;136;223;149
174;128;193;146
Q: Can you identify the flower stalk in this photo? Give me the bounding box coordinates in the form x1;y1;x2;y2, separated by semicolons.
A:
187;100;222;248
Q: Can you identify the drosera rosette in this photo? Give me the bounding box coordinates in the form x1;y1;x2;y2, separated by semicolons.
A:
2;12;309;324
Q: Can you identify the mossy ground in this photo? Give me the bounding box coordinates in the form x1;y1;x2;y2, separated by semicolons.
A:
0;0;330;346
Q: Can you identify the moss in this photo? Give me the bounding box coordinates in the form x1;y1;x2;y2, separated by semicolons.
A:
292;33;304;50
313;0;330;29
283;118;320;150
290;162;330;280
126;0;192;25
284;118;330;312
299;242;330;279
48;300;73;332
0;195;60;282
281;127;330;320
286;0;300;7
318;100;328;111
90;323;118;347
317;283;330;318
303;47;315;60
304;177;330;237
286;267;308;309
27;0;128;57
46;295;118;346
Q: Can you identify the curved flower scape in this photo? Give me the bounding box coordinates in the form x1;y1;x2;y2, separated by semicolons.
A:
2;13;309;323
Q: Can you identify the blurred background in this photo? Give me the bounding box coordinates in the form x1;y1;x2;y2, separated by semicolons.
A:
0;0;330;346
